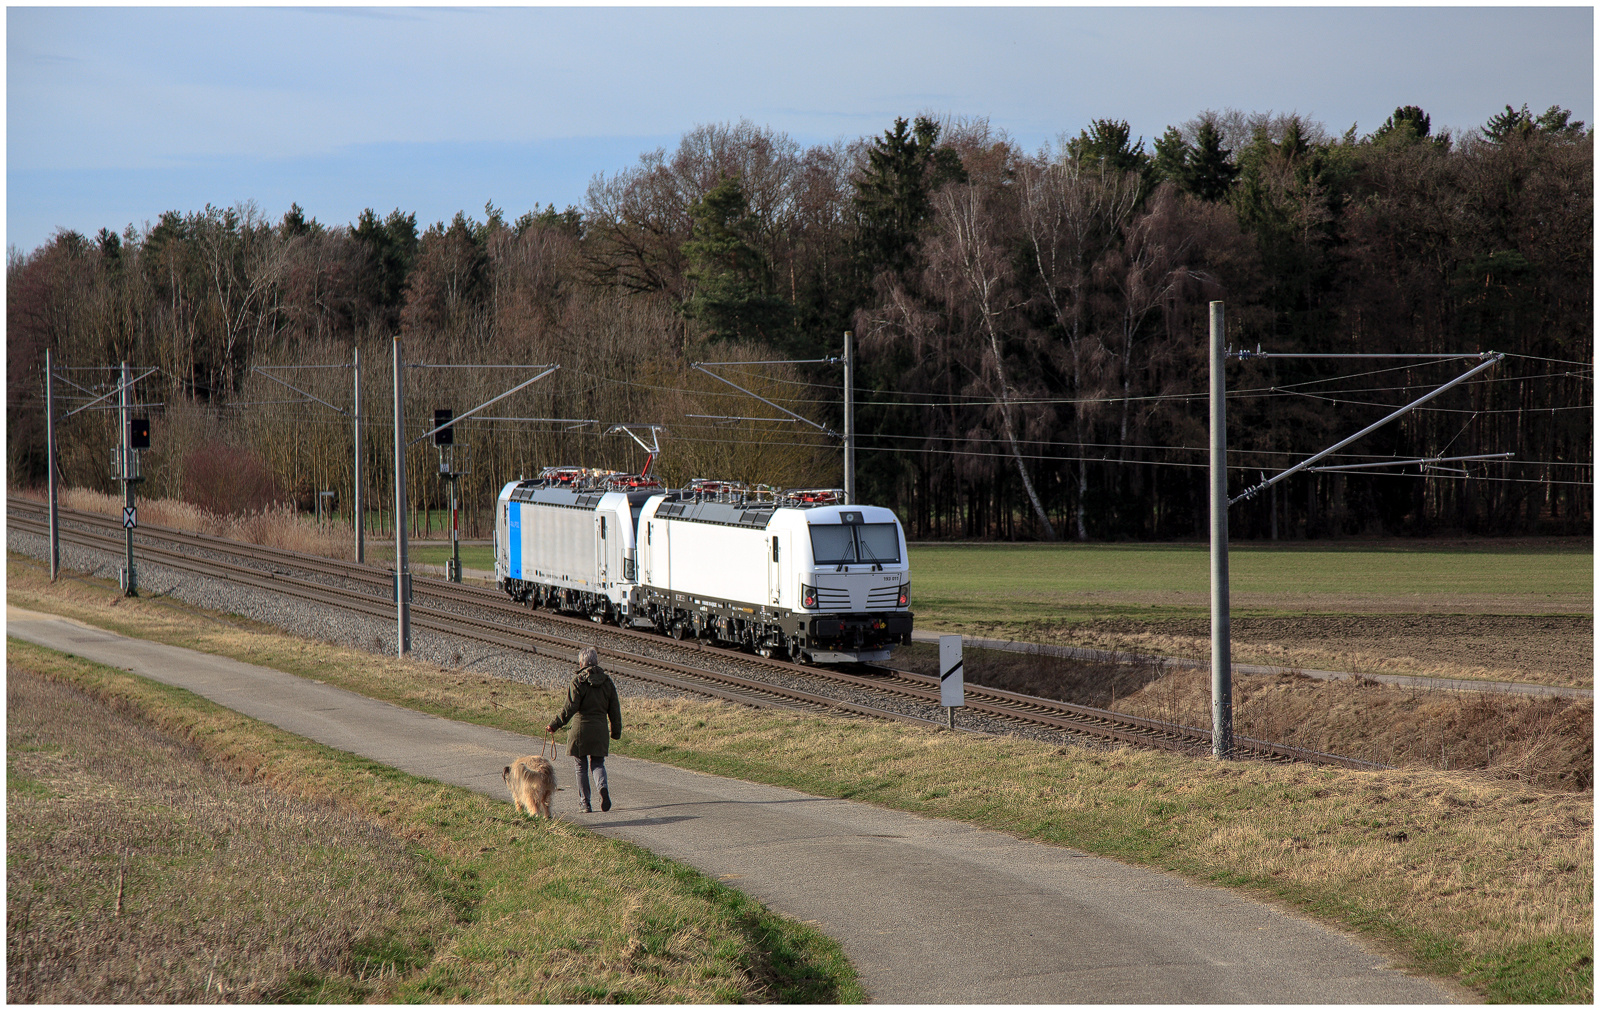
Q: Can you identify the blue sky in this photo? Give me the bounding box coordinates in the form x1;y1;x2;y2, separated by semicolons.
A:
7;5;1593;254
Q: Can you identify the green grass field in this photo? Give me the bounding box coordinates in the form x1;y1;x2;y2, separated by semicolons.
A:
378;543;496;572
372;536;1594;627
904;540;1594;624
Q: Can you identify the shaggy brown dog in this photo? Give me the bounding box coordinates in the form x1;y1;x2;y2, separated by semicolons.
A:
502;755;556;819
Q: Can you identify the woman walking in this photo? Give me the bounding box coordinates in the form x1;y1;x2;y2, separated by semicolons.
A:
547;645;623;813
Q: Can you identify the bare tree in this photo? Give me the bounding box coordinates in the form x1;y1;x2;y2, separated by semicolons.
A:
926;181;1057;539
1019;151;1141;538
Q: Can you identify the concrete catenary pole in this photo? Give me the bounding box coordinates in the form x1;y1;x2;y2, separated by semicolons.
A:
121;360;137;596
354;345;364;563
46;348;59;580
1209;302;1233;759
392;336;410;655
843;330;855;504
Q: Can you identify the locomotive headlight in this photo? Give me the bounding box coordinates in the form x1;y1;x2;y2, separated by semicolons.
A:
801;583;818;609
897;582;910;607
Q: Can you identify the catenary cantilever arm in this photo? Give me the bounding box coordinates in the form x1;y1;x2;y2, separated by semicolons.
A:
1230;353;1505;505
409;365;559;446
690;363;841;440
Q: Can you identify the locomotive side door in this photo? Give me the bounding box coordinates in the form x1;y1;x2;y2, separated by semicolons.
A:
767;532;785;605
658;521;670;591
594;513;608;585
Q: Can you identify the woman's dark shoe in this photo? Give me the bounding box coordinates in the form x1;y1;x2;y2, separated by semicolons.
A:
600;788;612;812
579;803;593;813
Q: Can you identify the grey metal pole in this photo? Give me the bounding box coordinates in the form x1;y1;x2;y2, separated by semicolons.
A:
46;348;59;580
843;330;855;503
392;336;410;654
449;466;462;583
121;360;137;596
1209;302;1232;759
354;345;364;563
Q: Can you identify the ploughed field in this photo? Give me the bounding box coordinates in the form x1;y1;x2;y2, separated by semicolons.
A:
908;538;1594;689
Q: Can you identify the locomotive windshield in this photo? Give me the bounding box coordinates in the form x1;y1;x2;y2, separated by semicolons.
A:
809;522;901;565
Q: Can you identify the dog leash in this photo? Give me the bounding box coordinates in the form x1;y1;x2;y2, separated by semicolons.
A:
540;729;558;762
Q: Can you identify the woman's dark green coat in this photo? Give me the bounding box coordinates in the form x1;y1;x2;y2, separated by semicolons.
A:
551;664;622;757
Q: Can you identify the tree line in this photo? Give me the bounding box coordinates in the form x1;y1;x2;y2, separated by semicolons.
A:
8;103;1592;540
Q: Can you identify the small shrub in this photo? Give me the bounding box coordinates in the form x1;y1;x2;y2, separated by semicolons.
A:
181;440;283;516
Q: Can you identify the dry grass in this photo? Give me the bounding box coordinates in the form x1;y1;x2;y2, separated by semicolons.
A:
7;553;1591;1002
5;641;861;1004
16;485;352;559
1117;665;1593;790
7;665;455;1003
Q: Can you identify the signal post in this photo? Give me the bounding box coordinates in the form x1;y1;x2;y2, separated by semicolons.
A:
435;408;468;583
113;361;150;596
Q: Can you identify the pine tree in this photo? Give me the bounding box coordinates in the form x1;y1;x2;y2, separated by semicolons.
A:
1151;126;1189;187
1184;120;1239;201
853;116;966;277
681;176;787;344
1065;118;1149;175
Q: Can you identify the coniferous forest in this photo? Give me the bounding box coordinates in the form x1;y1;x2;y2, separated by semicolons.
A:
8;105;1592;540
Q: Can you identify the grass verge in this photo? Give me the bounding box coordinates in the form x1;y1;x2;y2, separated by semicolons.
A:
8;553;1592;1003
6;640;862;1003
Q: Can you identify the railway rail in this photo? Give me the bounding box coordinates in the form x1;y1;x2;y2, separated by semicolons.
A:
8;497;1385;769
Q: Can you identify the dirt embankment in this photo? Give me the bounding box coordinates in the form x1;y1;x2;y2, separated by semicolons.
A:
974;613;1593;690
888;642;1593;791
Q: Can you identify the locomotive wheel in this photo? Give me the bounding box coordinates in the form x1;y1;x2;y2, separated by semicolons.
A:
670;622;687;640
756;642;774;659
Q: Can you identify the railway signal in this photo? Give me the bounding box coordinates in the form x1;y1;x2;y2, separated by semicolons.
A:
389;348;562;650
435;410;471;584
116;362;144;595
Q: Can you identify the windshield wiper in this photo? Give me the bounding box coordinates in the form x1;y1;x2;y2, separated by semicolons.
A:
856;532;884;571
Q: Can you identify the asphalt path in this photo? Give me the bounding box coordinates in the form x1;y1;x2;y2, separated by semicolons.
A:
8;606;1462;1004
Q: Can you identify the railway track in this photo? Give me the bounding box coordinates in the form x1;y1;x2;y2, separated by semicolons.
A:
8;498;1385;769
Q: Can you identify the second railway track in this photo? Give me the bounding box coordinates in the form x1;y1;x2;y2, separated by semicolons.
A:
9;498;1384;769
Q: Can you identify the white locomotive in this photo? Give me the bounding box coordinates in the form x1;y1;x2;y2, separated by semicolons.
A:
494;469;913;663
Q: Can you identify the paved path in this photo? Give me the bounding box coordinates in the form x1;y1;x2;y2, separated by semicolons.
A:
912;628;1592;700
8;606;1461;1004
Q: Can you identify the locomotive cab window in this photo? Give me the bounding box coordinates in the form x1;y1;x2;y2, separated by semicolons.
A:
809;522;901;566
855;523;900;564
809;525;857;565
